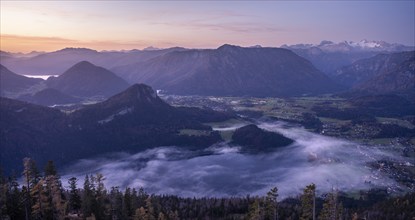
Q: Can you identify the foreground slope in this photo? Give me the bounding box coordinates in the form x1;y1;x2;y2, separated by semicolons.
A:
0;84;228;174
113;44;340;97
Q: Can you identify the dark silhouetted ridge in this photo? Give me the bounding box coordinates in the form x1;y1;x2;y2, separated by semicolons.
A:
0;64;43;96
232;124;294;152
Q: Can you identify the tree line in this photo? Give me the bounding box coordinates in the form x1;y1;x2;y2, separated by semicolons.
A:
0;158;414;220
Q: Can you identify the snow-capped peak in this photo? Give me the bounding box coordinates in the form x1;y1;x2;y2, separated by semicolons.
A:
282;40;414;52
348;39;383;48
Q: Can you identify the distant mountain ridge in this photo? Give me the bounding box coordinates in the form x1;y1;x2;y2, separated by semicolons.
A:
351;51;415;95
282;40;414;53
0;47;187;75
112;44;340;97
282;40;414;75
333;51;415;89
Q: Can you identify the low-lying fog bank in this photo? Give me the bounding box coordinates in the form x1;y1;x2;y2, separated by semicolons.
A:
61;121;413;198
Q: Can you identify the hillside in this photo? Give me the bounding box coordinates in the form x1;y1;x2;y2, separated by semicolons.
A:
46;61;130;98
113;44;340;97
231;124;294;152
354;52;415;95
0;84;230;174
282;40;414;75
17;88;82;106
0;64;43;97
333;51;414;90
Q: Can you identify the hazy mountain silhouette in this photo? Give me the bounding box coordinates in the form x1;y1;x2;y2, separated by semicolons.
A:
0;64;43;97
282;40;414;75
113;44;340;97
46;61;129;98
0;47;187;75
334;51;414;95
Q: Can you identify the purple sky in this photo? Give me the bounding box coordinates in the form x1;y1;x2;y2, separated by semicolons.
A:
1;1;414;52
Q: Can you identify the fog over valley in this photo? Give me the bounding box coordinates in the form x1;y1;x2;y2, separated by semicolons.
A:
60;120;412;198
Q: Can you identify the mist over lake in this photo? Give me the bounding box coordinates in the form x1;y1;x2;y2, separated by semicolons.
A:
61;120;413;198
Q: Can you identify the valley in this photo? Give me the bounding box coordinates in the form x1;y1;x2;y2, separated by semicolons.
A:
162;94;415;147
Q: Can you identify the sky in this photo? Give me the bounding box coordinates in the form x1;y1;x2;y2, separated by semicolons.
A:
1;1;414;53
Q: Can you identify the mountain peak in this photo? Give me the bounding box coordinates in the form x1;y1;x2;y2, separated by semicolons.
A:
72;60;96;69
124;83;158;100
55;47;98;53
318;40;334;46
143;46;161;51
61;61;102;76
104;83;162;107
284;40;414;53
47;61;129;98
217;44;240;50
70;84;172;126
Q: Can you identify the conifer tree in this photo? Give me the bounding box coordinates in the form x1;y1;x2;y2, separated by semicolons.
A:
44;175;65;219
44;161;57;177
0;171;7;219
301;183;316;220
134;207;147;220
123;187;133;217
82;175;93;217
137;187;148;208
145;196;156;220
109;186;123;220
247;199;262;220
23;158;41;220
92;173;106;219
319;189;344;220
31;178;53;220
68;177;81;214
131;188;139;212
5;175;25;219
157;212;166;220
43;161;65;220
265;187;278;220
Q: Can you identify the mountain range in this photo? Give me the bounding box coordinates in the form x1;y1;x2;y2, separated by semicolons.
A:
1;41;414;100
334;51;415;95
112;44;340;97
0;61;131;105
282;40;414;75
0;47;186;75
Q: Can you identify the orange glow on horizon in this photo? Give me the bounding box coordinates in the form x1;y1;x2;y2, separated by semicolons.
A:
0;34;163;53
